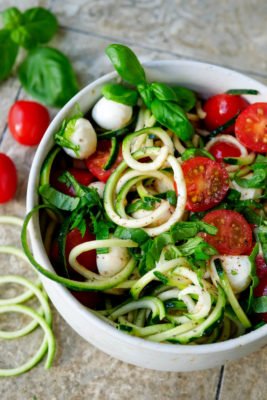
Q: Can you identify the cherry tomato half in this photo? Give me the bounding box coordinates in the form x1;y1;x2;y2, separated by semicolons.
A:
51;168;95;197
0;153;17;203
181;157;229;212
208;140;241;161
200;210;253;255
235;103;267;153
8;100;50;146
86;140;123;183
203;94;249;133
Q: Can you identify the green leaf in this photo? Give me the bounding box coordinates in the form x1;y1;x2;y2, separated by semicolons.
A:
114;227;149;245
145;232;173;271
105;44;146;86
253;296;267;313
11;7;58;49
170;221;217;242
138;83;154;107
1;7;23;29
181;148;215;161
234;169;267;189
166;190;177;206
172;86;196;111
39;184;80;211
247;243;260;313
0;29;19;81
102;83;138;106
18;47;79;107
150;82;177;102
256;225;267;263
151;98;194;141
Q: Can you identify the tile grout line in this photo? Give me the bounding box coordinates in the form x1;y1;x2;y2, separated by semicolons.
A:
0;86;22;148
215;365;225;400
59;24;267;80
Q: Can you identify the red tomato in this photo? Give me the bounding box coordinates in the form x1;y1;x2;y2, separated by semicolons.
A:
0;153;17;203
208;140;241;161
51;168;94;197
203;94;249;133
65;227;97;272
181;157;229;212
8;100;50;146
86;140;123;183
235;103;267;153
200;210;253;255
254;274;267;323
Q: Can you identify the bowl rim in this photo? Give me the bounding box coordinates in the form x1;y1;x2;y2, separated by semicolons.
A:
27;59;267;355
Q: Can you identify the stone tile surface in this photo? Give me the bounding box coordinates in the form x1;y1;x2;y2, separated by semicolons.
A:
52;0;267;76
0;1;267;400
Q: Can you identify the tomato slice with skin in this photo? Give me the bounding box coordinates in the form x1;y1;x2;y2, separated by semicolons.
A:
86;140;123;183
200;210;253;256
51;168;95;197
203;94;249;134
208;141;241;161
181;157;229;212
235;102;267;153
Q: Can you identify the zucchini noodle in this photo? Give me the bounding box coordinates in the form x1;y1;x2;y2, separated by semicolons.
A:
0;217;56;376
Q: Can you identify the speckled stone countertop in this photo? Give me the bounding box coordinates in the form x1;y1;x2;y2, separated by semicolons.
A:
1;1;267;399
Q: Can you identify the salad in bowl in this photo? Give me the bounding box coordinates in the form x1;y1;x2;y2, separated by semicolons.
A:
24;45;267;370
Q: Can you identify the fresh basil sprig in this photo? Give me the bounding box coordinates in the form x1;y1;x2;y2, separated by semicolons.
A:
102;83;138;106
0;29;19;81
10;7;58;49
105;44;194;141
0;6;79;107
19;47;79;107
234;169;267;189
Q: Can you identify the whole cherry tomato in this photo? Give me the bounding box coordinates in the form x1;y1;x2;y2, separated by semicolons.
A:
0;153;17;203
8;100;50;146
203;93;249;133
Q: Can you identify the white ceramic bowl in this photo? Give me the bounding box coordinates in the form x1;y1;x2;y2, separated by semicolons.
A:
27;60;267;371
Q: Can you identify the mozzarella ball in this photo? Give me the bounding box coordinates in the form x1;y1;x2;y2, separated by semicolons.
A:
210;255;251;293
92;97;132;130
97;246;130;276
88;181;105;198
63;118;97;160
154;176;175;193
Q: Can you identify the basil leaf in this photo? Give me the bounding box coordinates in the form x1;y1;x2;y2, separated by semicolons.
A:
181;148;215;161
18;47;79;107
126;197;160;214
145;232;173;271
246;244;260;313
102;83;138;106
105;44;146;86
150;82;177;102
138;83;154;107
1;7;23;29
252;154;267;170
151;98;194;141
11;7;58;49
256;225;267;263
166;190;177;206
170;221;217;242
0;29;19;81
172;86;196;111
39;184;80;211
252;296;267;313
114;227;149;245
234;169;267;188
